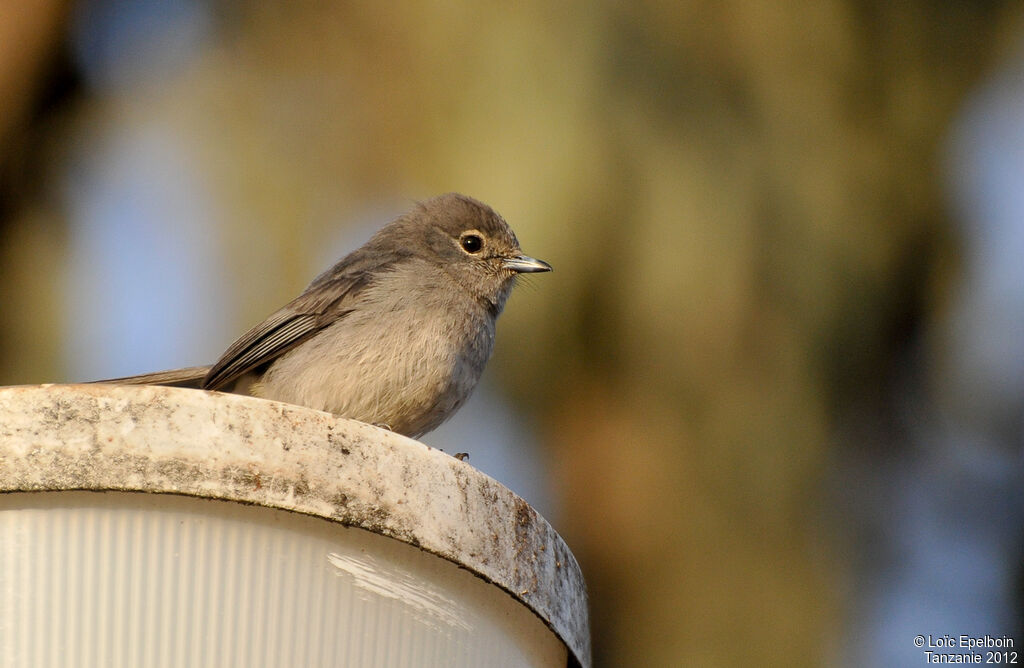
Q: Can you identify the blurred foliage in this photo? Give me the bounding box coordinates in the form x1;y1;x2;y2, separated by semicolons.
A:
2;1;1024;665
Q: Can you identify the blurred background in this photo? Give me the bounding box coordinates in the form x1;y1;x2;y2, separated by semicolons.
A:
2;1;1023;666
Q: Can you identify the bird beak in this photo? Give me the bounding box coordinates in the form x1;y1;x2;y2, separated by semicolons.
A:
502;254;552;273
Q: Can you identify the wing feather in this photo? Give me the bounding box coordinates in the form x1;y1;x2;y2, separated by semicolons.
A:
201;257;392;391
201;312;319;390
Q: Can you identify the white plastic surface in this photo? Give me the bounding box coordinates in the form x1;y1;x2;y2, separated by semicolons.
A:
0;491;567;668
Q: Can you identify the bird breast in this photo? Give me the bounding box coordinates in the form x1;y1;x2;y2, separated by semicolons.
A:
252;272;497;437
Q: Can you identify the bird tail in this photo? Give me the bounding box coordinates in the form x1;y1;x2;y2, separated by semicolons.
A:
91;365;211;389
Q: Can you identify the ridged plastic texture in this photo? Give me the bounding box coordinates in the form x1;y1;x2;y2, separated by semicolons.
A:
0;491;567;668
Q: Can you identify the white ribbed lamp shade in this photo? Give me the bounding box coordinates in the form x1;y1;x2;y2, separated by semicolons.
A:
0;385;589;668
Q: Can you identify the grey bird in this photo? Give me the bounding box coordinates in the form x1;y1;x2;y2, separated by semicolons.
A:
101;193;551;438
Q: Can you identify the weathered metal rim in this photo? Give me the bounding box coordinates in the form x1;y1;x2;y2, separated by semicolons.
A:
0;384;590;668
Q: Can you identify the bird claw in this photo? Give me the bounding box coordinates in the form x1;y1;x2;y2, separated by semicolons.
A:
454;452;469;462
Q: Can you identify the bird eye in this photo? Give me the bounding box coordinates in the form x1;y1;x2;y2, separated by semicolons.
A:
460;233;484;254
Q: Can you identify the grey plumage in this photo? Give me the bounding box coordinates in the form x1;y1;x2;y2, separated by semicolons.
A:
99;193;551;438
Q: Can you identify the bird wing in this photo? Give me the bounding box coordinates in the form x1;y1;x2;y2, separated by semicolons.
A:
201;256;393;391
